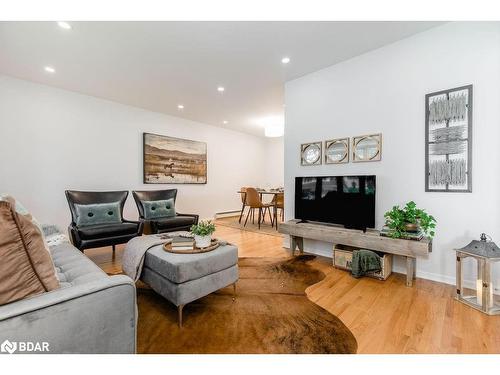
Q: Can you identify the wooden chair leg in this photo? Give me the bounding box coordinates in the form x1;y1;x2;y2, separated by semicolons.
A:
244;207;251;227
258;208;262;229
252;208;255;224
238;204;246;223
268;206;274;227
178;304;184;328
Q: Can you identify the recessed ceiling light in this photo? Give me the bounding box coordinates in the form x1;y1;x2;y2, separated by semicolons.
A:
44;66;56;74
177;104;184;110
281;57;290;64
217;86;225;92
222;120;228;124
57;21;71;30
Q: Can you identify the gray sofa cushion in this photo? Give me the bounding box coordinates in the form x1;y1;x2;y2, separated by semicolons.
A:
144;244;238;284
142;199;176;219
75;202;122;227
50;242;107;287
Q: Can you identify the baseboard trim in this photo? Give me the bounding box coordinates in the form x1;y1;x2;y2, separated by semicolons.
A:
214;210;240;219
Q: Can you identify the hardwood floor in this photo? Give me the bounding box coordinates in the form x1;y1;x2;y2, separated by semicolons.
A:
86;222;500;354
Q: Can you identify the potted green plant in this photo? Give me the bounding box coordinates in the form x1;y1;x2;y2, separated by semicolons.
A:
190;220;216;248
384;201;436;239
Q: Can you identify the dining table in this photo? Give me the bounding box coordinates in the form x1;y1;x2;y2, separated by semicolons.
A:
237;190;283;229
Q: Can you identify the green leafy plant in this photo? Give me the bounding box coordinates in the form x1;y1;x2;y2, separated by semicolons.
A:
190;220;216;236
384;201;436;239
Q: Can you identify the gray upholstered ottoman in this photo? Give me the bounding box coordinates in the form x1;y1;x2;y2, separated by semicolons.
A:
141;243;238;326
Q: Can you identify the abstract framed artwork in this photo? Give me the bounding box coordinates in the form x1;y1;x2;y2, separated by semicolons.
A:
425;85;472;192
143;133;207;184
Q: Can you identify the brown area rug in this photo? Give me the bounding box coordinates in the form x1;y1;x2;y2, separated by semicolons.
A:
136;255;357;354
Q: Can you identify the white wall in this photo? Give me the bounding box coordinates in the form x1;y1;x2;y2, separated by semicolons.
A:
0;75;273;230
262;137;284;189
284;22;500;286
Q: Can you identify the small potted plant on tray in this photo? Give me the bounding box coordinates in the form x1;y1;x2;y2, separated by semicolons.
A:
190;220;216;248
383;201;436;240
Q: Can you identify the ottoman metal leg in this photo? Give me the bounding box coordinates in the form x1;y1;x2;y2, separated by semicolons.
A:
178;304;184;328
232;283;237;301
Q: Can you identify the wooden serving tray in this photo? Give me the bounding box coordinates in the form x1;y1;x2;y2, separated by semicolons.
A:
163;239;220;254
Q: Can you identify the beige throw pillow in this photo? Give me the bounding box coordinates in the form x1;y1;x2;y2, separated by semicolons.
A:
0;194;57;271
0;201;59;306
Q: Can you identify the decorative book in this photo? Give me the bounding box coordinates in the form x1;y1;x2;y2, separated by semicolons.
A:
171;236;195;250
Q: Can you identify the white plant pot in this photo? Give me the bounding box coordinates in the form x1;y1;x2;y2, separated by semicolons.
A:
194;234;212;248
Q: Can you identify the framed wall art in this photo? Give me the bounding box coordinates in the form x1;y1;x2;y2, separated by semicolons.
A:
425;85;472;192
143;132;207;184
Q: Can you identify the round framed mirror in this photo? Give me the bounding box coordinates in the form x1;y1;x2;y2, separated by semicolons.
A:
325;138;349;164
301;142;322;165
353;134;382;162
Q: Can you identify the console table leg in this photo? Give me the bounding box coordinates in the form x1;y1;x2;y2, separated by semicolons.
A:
296;237;304;254
289;236;304;256
406;257;416;287
290;236;297;256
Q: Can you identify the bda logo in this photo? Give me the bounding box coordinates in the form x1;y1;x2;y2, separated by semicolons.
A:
1;340;17;354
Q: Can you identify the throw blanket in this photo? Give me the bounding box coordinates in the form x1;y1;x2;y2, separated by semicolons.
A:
122;235;170;281
42;224;70;247
351;249;381;278
122;233;231;282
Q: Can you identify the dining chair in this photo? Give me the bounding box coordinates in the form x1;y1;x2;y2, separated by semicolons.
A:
270;192;284;228
238;187;248;224
244;188;274;229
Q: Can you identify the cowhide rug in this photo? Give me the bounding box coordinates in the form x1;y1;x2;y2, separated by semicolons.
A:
136;255;357;354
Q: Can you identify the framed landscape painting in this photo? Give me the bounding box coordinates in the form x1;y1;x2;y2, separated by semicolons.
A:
143;133;207;184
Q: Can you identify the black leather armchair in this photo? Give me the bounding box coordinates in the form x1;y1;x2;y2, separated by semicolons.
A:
132;189;199;234
65;190;143;252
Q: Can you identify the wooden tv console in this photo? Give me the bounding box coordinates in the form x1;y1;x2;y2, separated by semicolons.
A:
278;219;432;287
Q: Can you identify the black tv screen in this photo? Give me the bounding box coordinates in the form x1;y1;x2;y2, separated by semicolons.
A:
295;175;376;230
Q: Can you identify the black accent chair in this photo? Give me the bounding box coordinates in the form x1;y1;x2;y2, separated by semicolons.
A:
65;190;143;252
132;189;199;234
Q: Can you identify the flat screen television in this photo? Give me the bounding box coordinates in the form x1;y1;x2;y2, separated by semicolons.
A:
295;175;376;230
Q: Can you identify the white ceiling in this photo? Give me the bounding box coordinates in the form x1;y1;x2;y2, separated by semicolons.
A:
0;21;443;137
